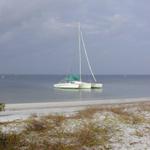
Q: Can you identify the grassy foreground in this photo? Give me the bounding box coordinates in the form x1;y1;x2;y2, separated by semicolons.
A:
0;102;150;150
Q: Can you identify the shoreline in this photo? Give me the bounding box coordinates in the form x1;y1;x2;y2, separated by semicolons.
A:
5;97;150;110
0;97;150;122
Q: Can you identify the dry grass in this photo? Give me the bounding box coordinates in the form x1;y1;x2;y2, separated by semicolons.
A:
25;114;66;133
109;107;146;125
86;105;147;125
77;107;100;118
0;121;18;126
25;119;49;132
0;131;22;150
75;121;111;148
133;130;144;137
0;116;112;149
0;102;150;150
138;102;150;112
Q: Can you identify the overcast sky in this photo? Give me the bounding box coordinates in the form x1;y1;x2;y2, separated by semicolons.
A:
0;0;150;75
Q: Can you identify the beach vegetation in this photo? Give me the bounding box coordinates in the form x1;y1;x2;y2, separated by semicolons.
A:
133;130;144;137
0;130;22;150
139;103;150;112
25;118;49;132
0;103;5;111
77;107;100;118
0;102;149;149
74;121;111;148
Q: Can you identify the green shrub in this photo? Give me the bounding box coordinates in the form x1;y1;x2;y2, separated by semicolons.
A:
0;103;5;111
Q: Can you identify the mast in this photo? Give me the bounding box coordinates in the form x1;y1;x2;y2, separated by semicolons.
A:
78;22;82;81
80;31;97;82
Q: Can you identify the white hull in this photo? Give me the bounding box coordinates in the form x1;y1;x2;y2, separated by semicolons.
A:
54;82;103;89
91;83;103;89
54;83;79;89
74;81;91;89
54;81;92;89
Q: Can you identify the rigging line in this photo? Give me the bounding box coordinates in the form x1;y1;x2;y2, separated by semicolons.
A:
80;31;97;82
78;23;82;81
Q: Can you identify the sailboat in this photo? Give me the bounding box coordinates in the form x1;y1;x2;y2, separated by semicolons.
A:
54;23;103;89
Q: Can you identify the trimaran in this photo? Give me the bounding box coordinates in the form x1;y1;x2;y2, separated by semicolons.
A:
54;23;103;89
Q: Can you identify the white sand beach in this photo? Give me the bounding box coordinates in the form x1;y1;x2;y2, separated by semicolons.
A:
0;97;150;122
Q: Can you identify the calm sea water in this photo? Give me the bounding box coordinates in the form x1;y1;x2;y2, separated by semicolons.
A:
0;75;150;104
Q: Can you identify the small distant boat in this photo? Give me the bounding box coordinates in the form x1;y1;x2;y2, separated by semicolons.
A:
54;23;103;89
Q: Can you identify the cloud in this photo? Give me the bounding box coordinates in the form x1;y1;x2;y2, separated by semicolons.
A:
0;0;150;74
109;14;128;29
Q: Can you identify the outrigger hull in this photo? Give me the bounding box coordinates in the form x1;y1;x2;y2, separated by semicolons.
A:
91;83;103;89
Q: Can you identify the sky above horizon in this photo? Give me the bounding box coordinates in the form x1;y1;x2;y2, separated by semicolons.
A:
0;0;150;75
